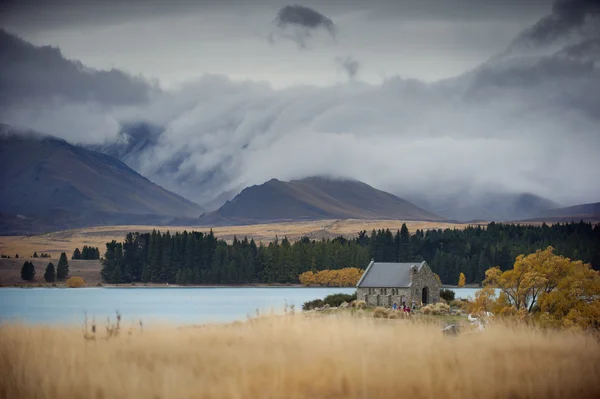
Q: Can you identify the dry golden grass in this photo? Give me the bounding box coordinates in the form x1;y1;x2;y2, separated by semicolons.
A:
0;219;479;260
0;258;101;286
1;314;599;399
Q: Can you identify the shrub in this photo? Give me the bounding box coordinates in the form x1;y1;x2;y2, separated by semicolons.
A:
302;299;324;311
450;299;465;308
422;305;433;315
434;302;451;315
352;300;367;309
440;289;456;302
66;276;86;288
373;307;391;318
323;293;357;308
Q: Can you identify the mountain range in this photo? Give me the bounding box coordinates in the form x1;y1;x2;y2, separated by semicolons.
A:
406;192;561;222
531;202;600;222
1;16;599;233
0;129;202;234
198;177;442;226
0;127;597;235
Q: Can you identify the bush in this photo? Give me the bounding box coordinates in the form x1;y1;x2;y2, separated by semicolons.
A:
323;293;357;308
440;289;455;302
426;302;451;315
373;307;391;318
66;276;86;288
422;305;433;315
352;300;367;309
450;299;464;308
302;299;324;311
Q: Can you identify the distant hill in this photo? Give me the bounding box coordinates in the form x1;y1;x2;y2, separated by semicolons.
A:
198;177;442;225
0;130;203;233
530;202;600;222
406;192;559;222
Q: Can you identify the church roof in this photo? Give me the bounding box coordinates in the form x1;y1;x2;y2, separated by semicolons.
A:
356;261;426;288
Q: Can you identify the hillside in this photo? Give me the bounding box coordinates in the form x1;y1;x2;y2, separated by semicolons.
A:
198;177;442;225
0;131;202;233
531;202;600;222
407;192;559;222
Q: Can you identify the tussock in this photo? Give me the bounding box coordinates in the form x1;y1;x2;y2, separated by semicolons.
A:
1;315;599;399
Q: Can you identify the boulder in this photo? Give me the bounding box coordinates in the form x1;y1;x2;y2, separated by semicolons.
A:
442;324;460;336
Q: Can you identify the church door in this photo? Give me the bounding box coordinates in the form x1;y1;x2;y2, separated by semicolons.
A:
422;287;429;305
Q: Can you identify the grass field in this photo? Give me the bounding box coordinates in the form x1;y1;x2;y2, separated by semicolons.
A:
1;313;599;399
0;258;102;286
0;219;480;260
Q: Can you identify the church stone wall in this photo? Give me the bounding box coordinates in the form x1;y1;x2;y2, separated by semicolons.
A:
356;262;441;307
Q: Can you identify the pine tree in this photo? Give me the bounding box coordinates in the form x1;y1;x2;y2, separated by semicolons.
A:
56;252;69;280
20;261;35;281
44;262;56;282
399;223;411;261
72;248;81;260
110;264;122;284
141;263;150;283
33;252;38;258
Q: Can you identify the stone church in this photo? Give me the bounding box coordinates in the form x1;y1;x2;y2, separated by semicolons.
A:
356;260;440;307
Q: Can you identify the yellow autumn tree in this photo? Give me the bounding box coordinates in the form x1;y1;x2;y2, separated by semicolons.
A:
482;246;600;329
457;272;466;288
299;268;364;287
467;285;497;315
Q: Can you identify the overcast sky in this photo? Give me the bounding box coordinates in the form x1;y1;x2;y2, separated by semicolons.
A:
1;0;554;87
1;0;599;207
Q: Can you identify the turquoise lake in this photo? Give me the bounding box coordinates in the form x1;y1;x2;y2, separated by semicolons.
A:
0;287;483;325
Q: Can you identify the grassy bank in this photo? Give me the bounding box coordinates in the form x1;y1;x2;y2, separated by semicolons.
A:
1;314;599;398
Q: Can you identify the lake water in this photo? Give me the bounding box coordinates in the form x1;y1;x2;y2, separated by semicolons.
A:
0;287;483;325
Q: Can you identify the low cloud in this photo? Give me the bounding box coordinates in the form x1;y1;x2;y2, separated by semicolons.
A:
0;29;158;143
270;5;336;48
2;21;600;209
514;0;600;48
335;56;360;79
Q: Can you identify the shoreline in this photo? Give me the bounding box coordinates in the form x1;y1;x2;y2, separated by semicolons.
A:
0;283;358;289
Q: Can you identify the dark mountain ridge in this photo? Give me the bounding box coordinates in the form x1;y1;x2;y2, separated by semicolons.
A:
0;129;203;234
198;177;443;226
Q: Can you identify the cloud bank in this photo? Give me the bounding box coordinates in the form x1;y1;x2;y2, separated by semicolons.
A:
1;0;599;211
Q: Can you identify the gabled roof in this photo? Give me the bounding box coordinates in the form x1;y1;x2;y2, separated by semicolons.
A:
356;261;426;288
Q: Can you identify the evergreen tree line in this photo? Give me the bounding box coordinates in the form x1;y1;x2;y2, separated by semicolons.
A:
32;252;51;258
19;252;70;282
72;246;100;260
100;222;600;285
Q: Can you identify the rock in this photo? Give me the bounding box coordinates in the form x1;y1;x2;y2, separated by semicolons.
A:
442;324;460;336
340;301;349;308
322;304;331;310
